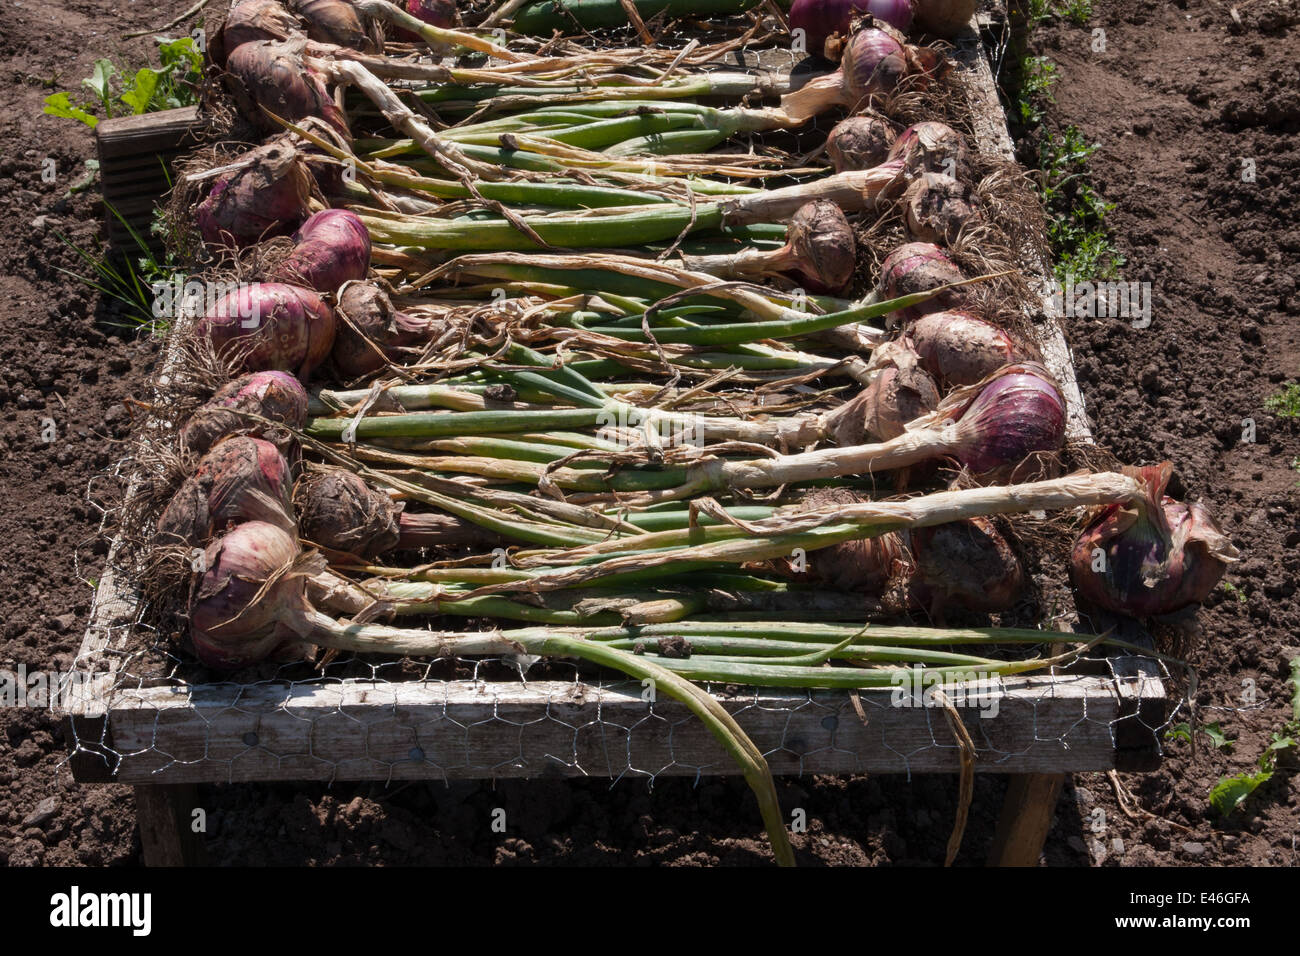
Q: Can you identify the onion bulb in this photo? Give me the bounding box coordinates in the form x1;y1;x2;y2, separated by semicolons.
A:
908;517;1023;617
196;282;337;379
824;341;939;443
906;311;1023;387
180;370;309;460
945;362;1066;480
1070;462;1239;617
879;241;967;323
287;0;374;49
888;121;972;182
213;0;302;66
296;468;500;557
196;138;314;249
158;436;295;547
825;115;897;172
224;39;349;136
270;209;371;294
332;281;441;378
902;171;981;244
189;521;315;669
911;0;976;38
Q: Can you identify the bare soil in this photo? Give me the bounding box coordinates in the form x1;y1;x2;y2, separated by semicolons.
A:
1;0;1296;867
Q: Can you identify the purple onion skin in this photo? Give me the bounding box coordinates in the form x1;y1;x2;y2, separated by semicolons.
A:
825;115;897;172
1071;463;1237;618
224;40;349;137
214;0;302;66
396;0;458;39
180;370;308;460
952;363;1066;479
841;28;906;100
270;209;371;294
190;521;312;669
196;139;313;249
880;242;966;322
198;283;337;380
158;436;296;547
789;0;912;57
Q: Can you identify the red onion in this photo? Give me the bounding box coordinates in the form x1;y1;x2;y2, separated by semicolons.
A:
781;200;858;294
906;311;1023;387
196;283;337;379
297;468;498;557
840;27;907;101
796;488;911;593
270;209;371;294
180;370;309;460
946;362;1066;479
158;436;295;547
224;39;349;137
888;121;971;181
824;342;939;443
189;521;315;669
911;0;975;37
789;0;913;57
908;516;1023;616
214;0;302;66
879;241;967;322
1070;463;1239;618
332;281;441;378
902;171;981;244
287;0;374;49
196;138;314;249
825;115;897;172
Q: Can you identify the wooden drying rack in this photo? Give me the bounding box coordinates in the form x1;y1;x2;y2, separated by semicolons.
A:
59;9;1167;867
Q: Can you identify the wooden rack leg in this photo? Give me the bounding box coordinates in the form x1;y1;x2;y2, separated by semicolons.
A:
135;784;208;866
987;773;1065;866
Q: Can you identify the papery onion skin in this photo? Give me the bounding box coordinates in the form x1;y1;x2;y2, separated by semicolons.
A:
1070;462;1239;618
270;209;371;294
789;0;913;57
287;0;374;49
951;362;1066;479
197;282;337;379
189;521;312;669
158;436;296;547
880;241;967;322
196;138;314;249
902;171;981;245
224;39;349;136
825;115;897;172
333;281;439;377
179;370;309;461
840;27;907;102
296;468;401;557
908;516;1023;615
784;200;857;294
907;311;1023;386
796;487;911;594
826;343;939;443
213;0;302;66
888;121;971;181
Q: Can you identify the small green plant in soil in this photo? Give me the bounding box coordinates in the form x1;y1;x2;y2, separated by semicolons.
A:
1164;721;1235;749
57;203;182;333
43;36;203;128
1265;383;1300;419
1221;580;1248;604
1209;657;1300;816
1027;0;1091;25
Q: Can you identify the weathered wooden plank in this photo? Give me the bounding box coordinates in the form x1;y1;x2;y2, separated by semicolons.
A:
134;784;208;866
93;671;1134;784
987;772;1066;865
96;107;204;160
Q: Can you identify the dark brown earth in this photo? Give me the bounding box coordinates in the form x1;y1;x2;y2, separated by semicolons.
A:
1;0;1296;867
